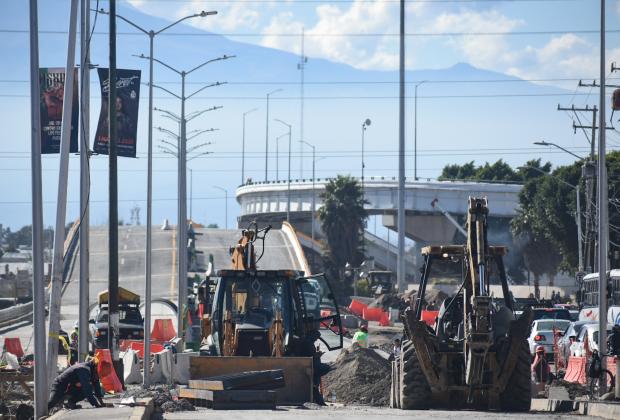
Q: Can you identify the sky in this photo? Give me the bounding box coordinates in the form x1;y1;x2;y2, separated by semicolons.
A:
1;0;620;232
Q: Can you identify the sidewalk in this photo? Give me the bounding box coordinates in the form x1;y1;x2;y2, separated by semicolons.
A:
46;397;153;420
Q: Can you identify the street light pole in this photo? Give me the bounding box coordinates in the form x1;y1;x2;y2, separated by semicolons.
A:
276;133;288;182
414;80;427;181
106;8;215;385
265;89;282;181
213;186;228;229
361;118;371;200
397;0;407;292
242;108;257;185
301;140;316;267
275;119;292;222
28;0;49;415
136;53;232;344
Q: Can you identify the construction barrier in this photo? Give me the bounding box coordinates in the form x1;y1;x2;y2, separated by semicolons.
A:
362;307;384;322
563;356;587;384
122;349;142;385
94;349;124;393
348;300;367;317
320;309;332;318
3;337;24;358
151;348;174;384
379;311;390;327
605;356;616;386
421;310;439;328
129;341;165;359
151;318;177;342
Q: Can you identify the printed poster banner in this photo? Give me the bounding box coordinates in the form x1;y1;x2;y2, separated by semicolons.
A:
93;68;141;158
39;68;79;154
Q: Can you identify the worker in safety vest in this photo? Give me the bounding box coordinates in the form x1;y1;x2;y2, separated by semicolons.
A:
69;322;79;365
352;325;368;348
48;359;105;410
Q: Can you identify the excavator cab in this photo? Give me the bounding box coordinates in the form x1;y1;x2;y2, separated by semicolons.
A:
200;221;343;357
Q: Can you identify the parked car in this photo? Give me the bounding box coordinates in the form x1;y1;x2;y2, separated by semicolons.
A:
89;288;144;349
532;307;571;321
569;323;614;357
557;320;596;363
527;319;571;361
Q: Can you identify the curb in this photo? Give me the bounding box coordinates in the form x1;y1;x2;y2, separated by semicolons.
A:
129;398;154;420
530;398;620;419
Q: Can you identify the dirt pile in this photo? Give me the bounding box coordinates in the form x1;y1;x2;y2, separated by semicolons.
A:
367;294;402;311
551;380;589;400
323;345;391;406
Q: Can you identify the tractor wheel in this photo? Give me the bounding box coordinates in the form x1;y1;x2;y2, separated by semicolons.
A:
399;340;431;410
499;339;532;412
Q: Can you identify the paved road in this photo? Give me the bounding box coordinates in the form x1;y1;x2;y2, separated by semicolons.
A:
164;405;594;420
2;225;304;351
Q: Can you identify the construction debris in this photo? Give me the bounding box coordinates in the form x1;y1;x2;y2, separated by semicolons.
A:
188;369;284;391
323;345;391;406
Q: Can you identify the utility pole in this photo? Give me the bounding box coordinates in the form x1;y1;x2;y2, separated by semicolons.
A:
612;61;620;400
558;104;597;274
241;108;257;185
108;0;122;379
29;0;49;416
397;0;406;292
298;28;307;179
78;0;91;363
597;0;608;395
47;0;78;389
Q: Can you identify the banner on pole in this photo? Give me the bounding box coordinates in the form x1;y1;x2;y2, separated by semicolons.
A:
93;68;141;158
39;68;79;154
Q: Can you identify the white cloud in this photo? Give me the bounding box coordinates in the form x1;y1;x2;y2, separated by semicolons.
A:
426;10;524;68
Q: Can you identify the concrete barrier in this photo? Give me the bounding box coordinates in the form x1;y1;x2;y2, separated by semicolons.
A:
122;349;142;385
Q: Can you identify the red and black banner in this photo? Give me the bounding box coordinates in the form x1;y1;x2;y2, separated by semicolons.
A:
93;68;141;158
39;68;79;154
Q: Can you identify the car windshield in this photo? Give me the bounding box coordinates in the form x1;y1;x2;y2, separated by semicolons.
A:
592;329;613;345
533;309;571;320
535;320;570;331
96;308;142;325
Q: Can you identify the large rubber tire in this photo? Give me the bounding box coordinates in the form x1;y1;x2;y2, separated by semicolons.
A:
399;340;432;410
499;339;532;412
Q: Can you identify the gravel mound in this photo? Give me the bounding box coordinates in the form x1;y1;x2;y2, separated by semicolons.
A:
323;345;391;406
160;399;195;412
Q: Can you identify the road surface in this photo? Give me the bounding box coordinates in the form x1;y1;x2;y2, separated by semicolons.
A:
164;405;593;420
2;225;305;352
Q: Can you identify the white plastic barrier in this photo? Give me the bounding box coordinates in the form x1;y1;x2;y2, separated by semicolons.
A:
122;349;143;385
151;349;174;384
172;352;198;385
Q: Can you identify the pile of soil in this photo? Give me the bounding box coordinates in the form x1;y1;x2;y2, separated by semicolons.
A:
323;345;391;406
405;289;449;309
160;399;195;412
551;380;589;400
367;294;402;311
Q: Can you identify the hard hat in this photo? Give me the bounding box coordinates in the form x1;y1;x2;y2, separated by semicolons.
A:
535;346;545;353
74;321;79;329
360;325;368;333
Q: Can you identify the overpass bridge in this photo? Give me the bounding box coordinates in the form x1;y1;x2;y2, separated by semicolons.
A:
236;178;522;243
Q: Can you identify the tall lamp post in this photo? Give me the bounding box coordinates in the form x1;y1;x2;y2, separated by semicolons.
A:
265;89;283;181
135;53;232;344
361;118;371;199
414;80;427;181
300;140;316;265
275;132;288;182
275;118;292;222
242;108;257;185
213;186;228;229
101;8;215;385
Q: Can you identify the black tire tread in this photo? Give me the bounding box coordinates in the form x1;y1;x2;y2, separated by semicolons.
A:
399;341;432;409
499;339;532;412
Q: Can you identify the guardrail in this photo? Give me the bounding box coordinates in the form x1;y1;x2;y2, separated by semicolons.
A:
0;302;33;330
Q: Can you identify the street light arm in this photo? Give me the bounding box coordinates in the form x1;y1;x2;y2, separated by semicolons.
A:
150;82;181;100
186;81;226;100
134;53;182;76
244;108;258;117
154;11;217;35
533;141;584;160
160;114;181;125
274;118;291;130
156;126;178;138
187;129;218;141
187;54;235;76
300;139;315;151
160;139;178;150
268;88;283;97
157;145;178;157
186;105;223;122
187;151;213;162
187;142;212;154
517;165;577;190
155;107;181;121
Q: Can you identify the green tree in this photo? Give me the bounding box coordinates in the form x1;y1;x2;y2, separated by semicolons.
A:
317;175;368;301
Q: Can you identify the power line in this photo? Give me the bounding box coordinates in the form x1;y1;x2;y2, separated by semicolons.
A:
3;28;620;37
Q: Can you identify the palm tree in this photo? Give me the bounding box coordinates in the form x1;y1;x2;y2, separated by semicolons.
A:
318;175;368;300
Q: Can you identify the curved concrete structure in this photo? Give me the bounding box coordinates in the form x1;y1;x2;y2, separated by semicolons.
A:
236;178;521;219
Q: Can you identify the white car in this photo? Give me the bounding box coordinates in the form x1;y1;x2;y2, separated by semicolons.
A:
570;323;614;357
527;319;571;361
